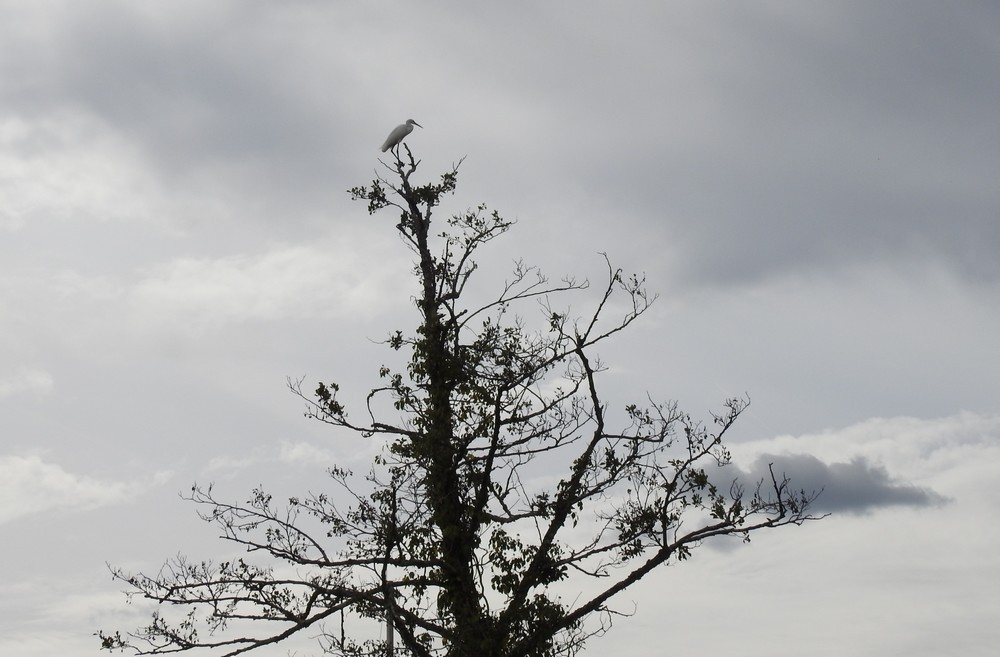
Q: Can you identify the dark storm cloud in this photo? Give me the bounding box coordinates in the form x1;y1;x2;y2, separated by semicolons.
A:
736;453;948;515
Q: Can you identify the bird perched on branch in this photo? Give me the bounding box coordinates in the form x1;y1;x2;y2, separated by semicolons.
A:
381;119;422;152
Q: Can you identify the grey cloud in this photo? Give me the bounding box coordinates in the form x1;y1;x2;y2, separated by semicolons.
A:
0;3;357;223
736;453;948;515
557;4;1000;287
6;2;998;287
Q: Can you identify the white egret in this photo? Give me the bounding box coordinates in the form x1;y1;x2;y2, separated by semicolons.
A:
381;119;422;152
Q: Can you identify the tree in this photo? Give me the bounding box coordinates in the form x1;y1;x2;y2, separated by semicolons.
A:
99;146;822;657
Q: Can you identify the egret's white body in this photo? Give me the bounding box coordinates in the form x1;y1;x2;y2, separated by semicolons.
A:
381;119;422;152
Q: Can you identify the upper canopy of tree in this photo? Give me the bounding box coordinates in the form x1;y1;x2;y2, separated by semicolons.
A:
99;144;822;657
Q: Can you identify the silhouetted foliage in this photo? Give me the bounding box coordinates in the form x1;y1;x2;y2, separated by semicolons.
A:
100;144;822;657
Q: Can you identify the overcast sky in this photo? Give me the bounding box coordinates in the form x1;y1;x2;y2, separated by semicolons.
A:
2;2;999;656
